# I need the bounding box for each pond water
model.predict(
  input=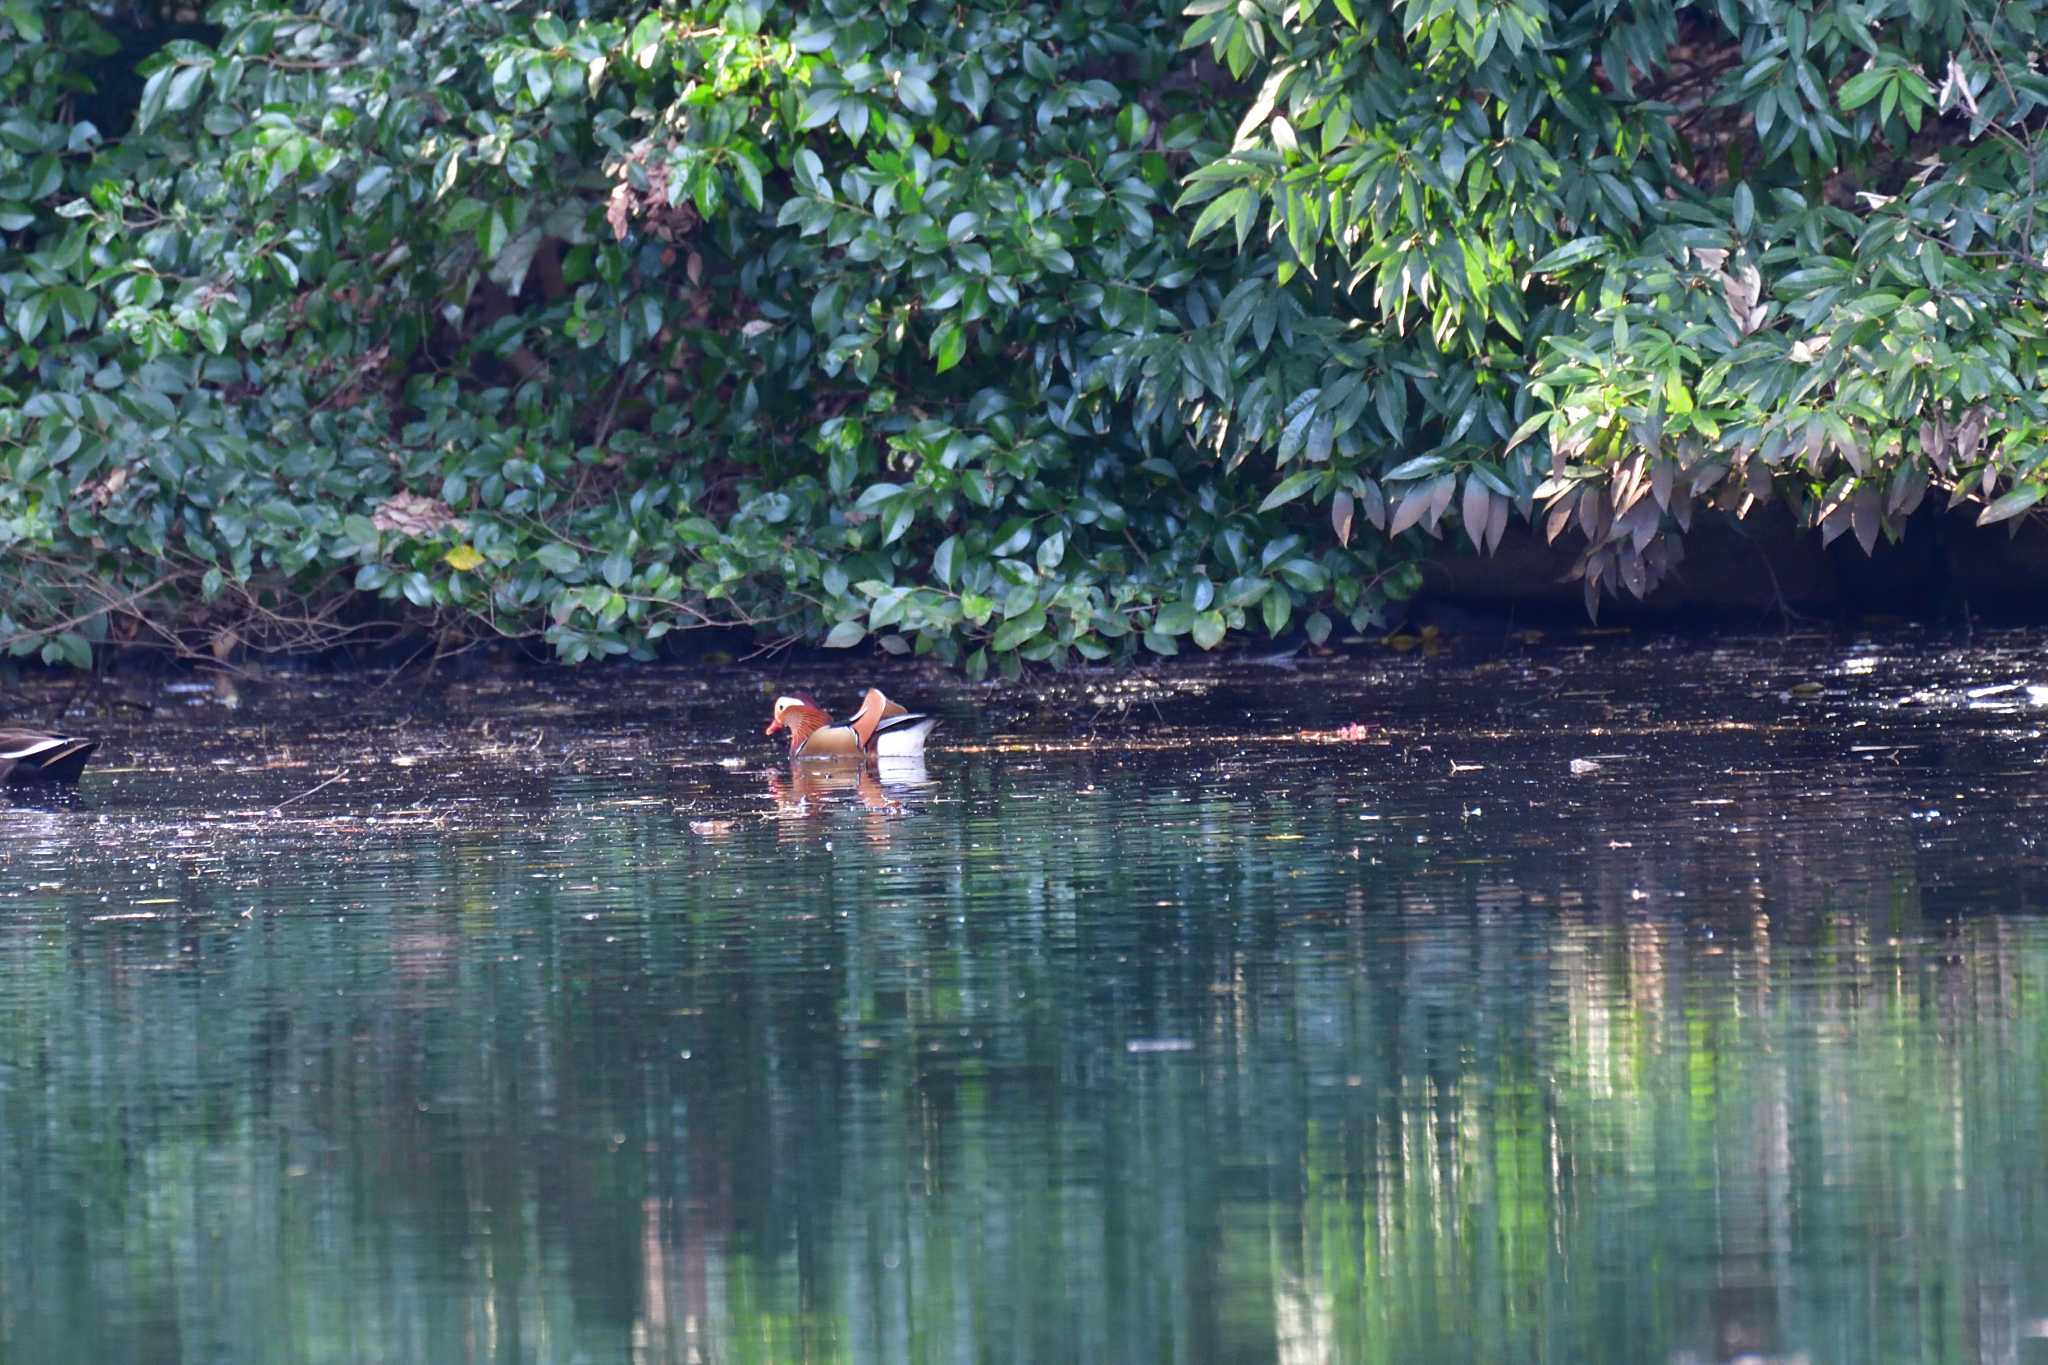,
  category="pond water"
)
[6,633,2048,1363]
